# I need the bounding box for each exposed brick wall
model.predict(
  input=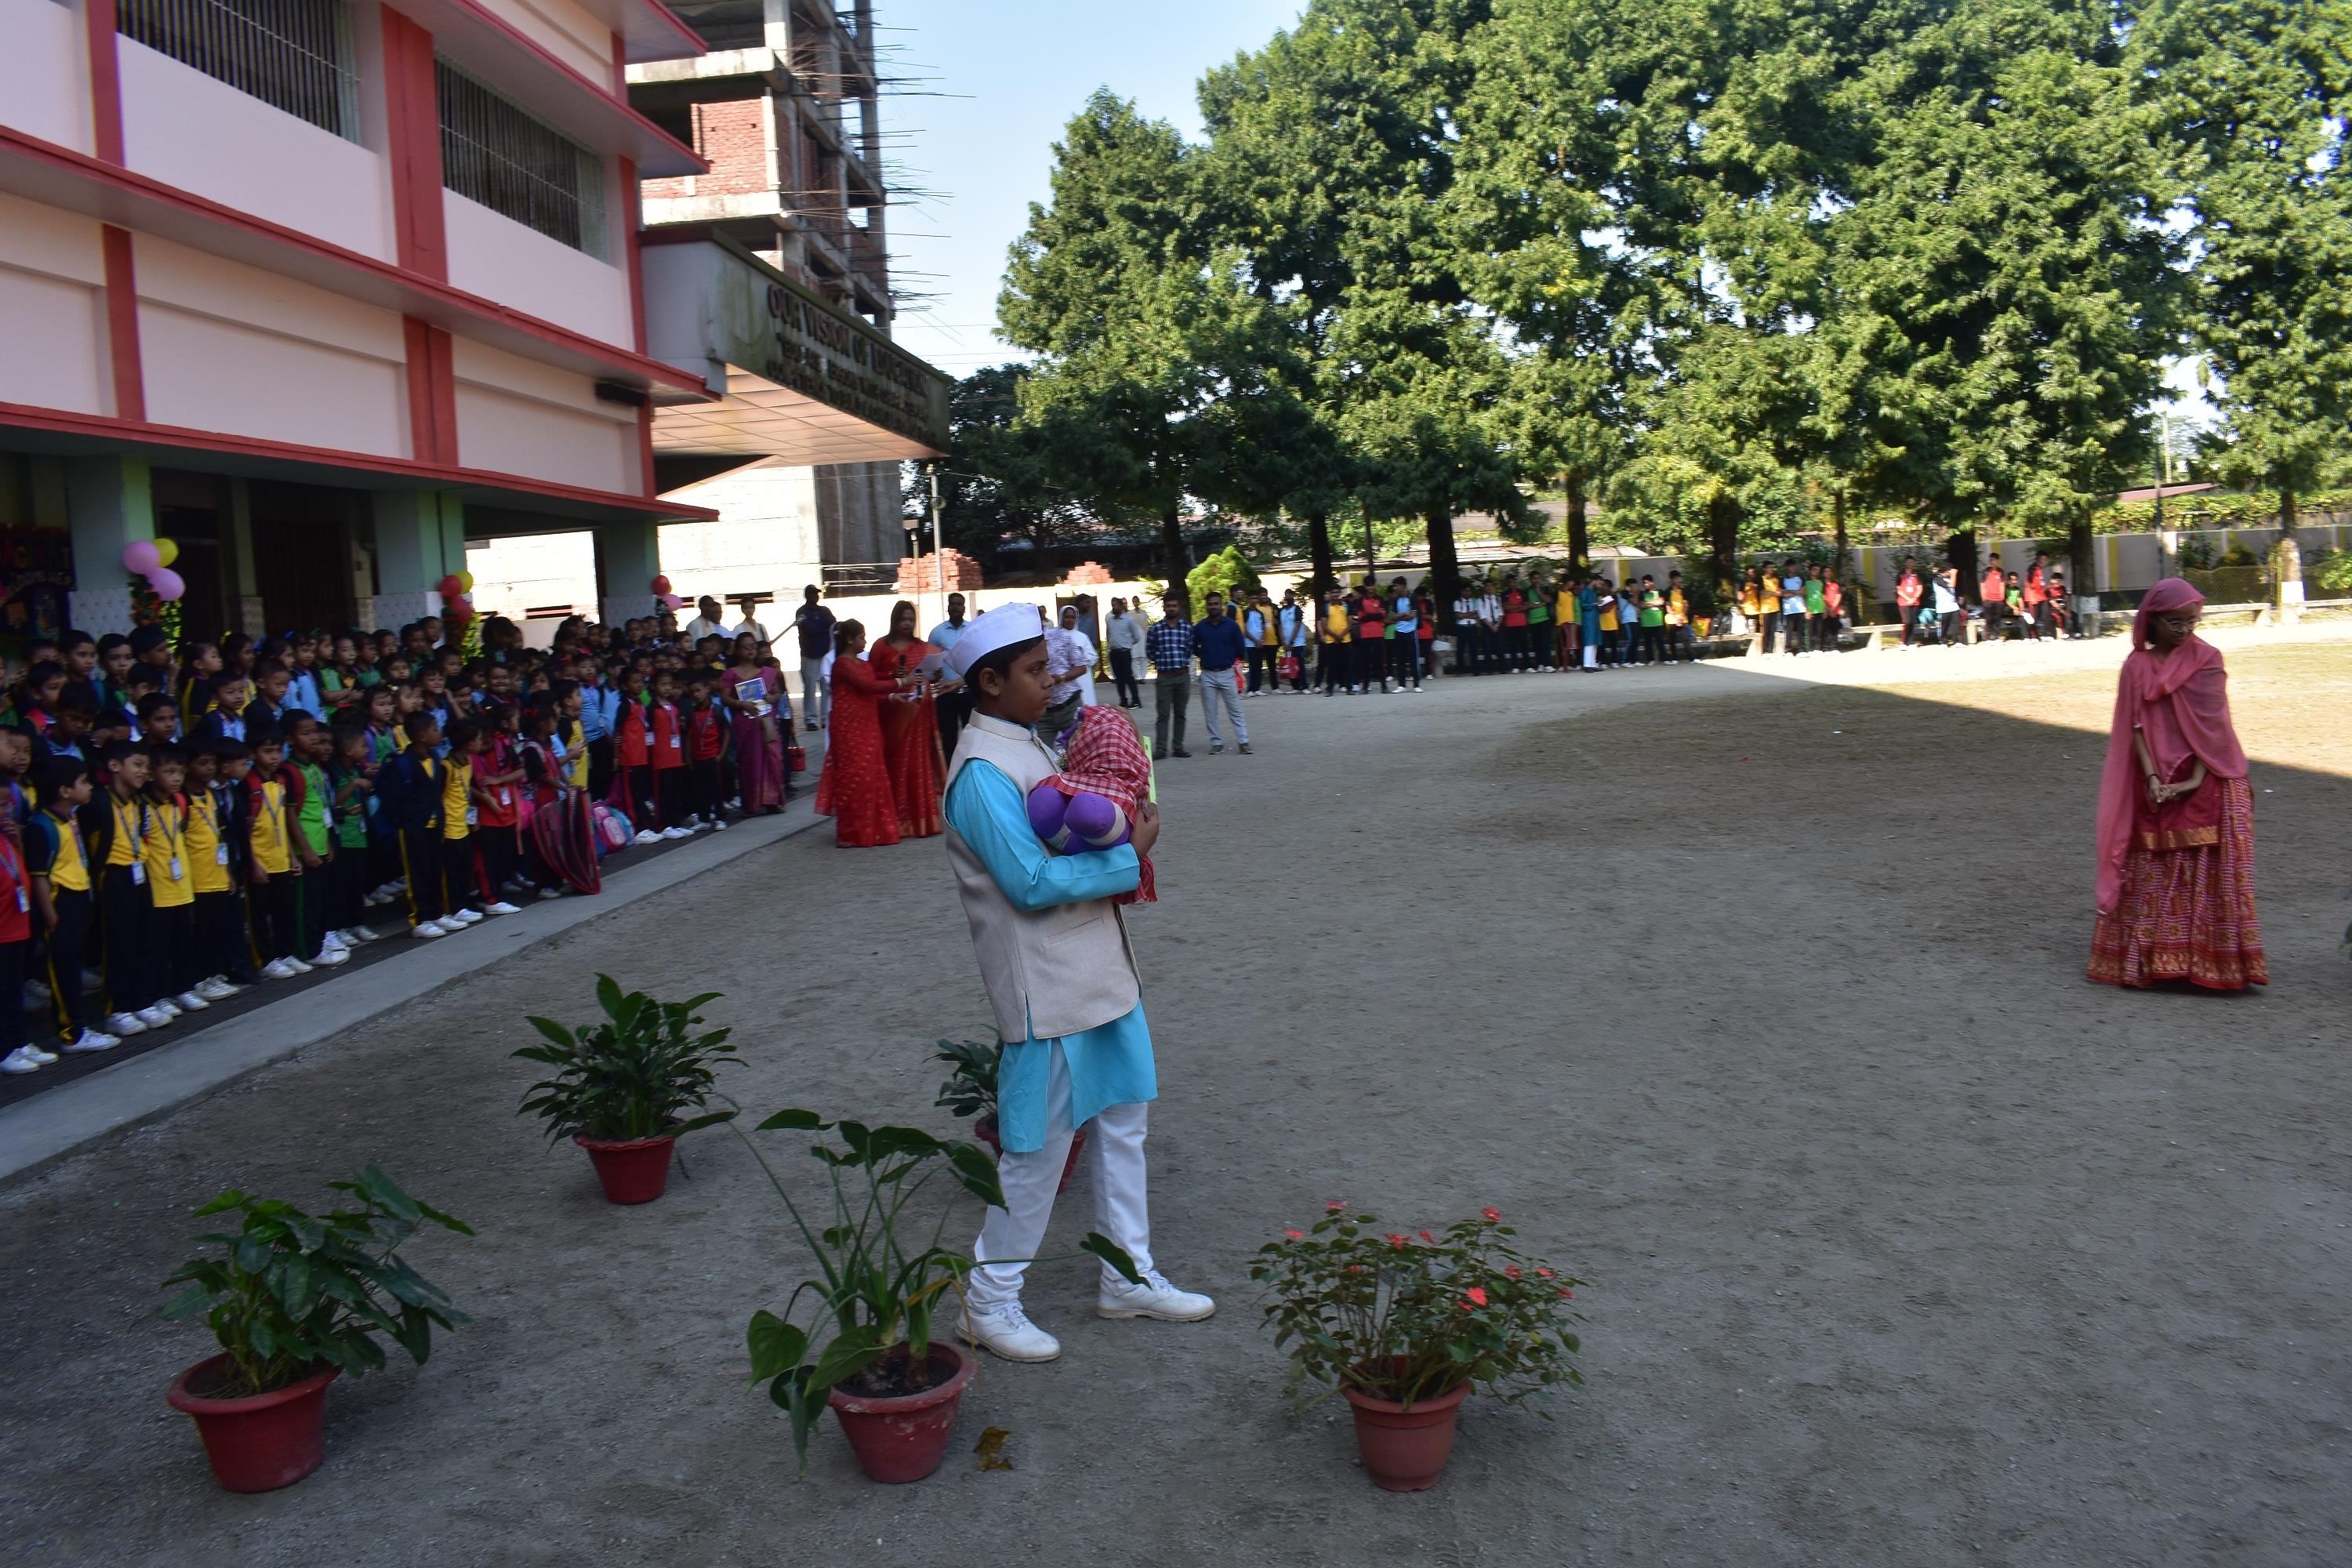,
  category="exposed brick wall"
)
[641,96,771,200]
